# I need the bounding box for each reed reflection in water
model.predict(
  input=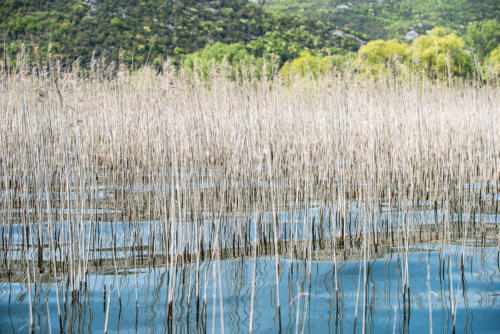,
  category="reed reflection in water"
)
[1,64,499,333]
[1,244,499,333]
